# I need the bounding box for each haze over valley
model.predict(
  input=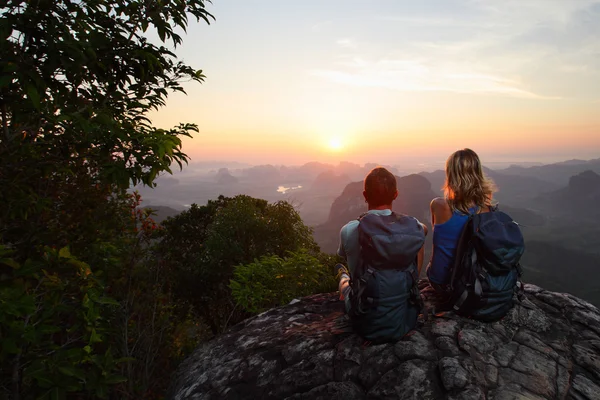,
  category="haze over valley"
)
[137,155,600,306]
